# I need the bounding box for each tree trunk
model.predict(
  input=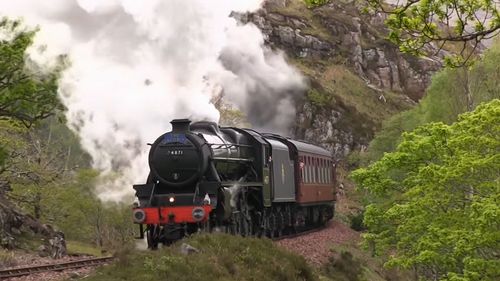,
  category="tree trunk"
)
[34,189,41,220]
[462,68,473,112]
